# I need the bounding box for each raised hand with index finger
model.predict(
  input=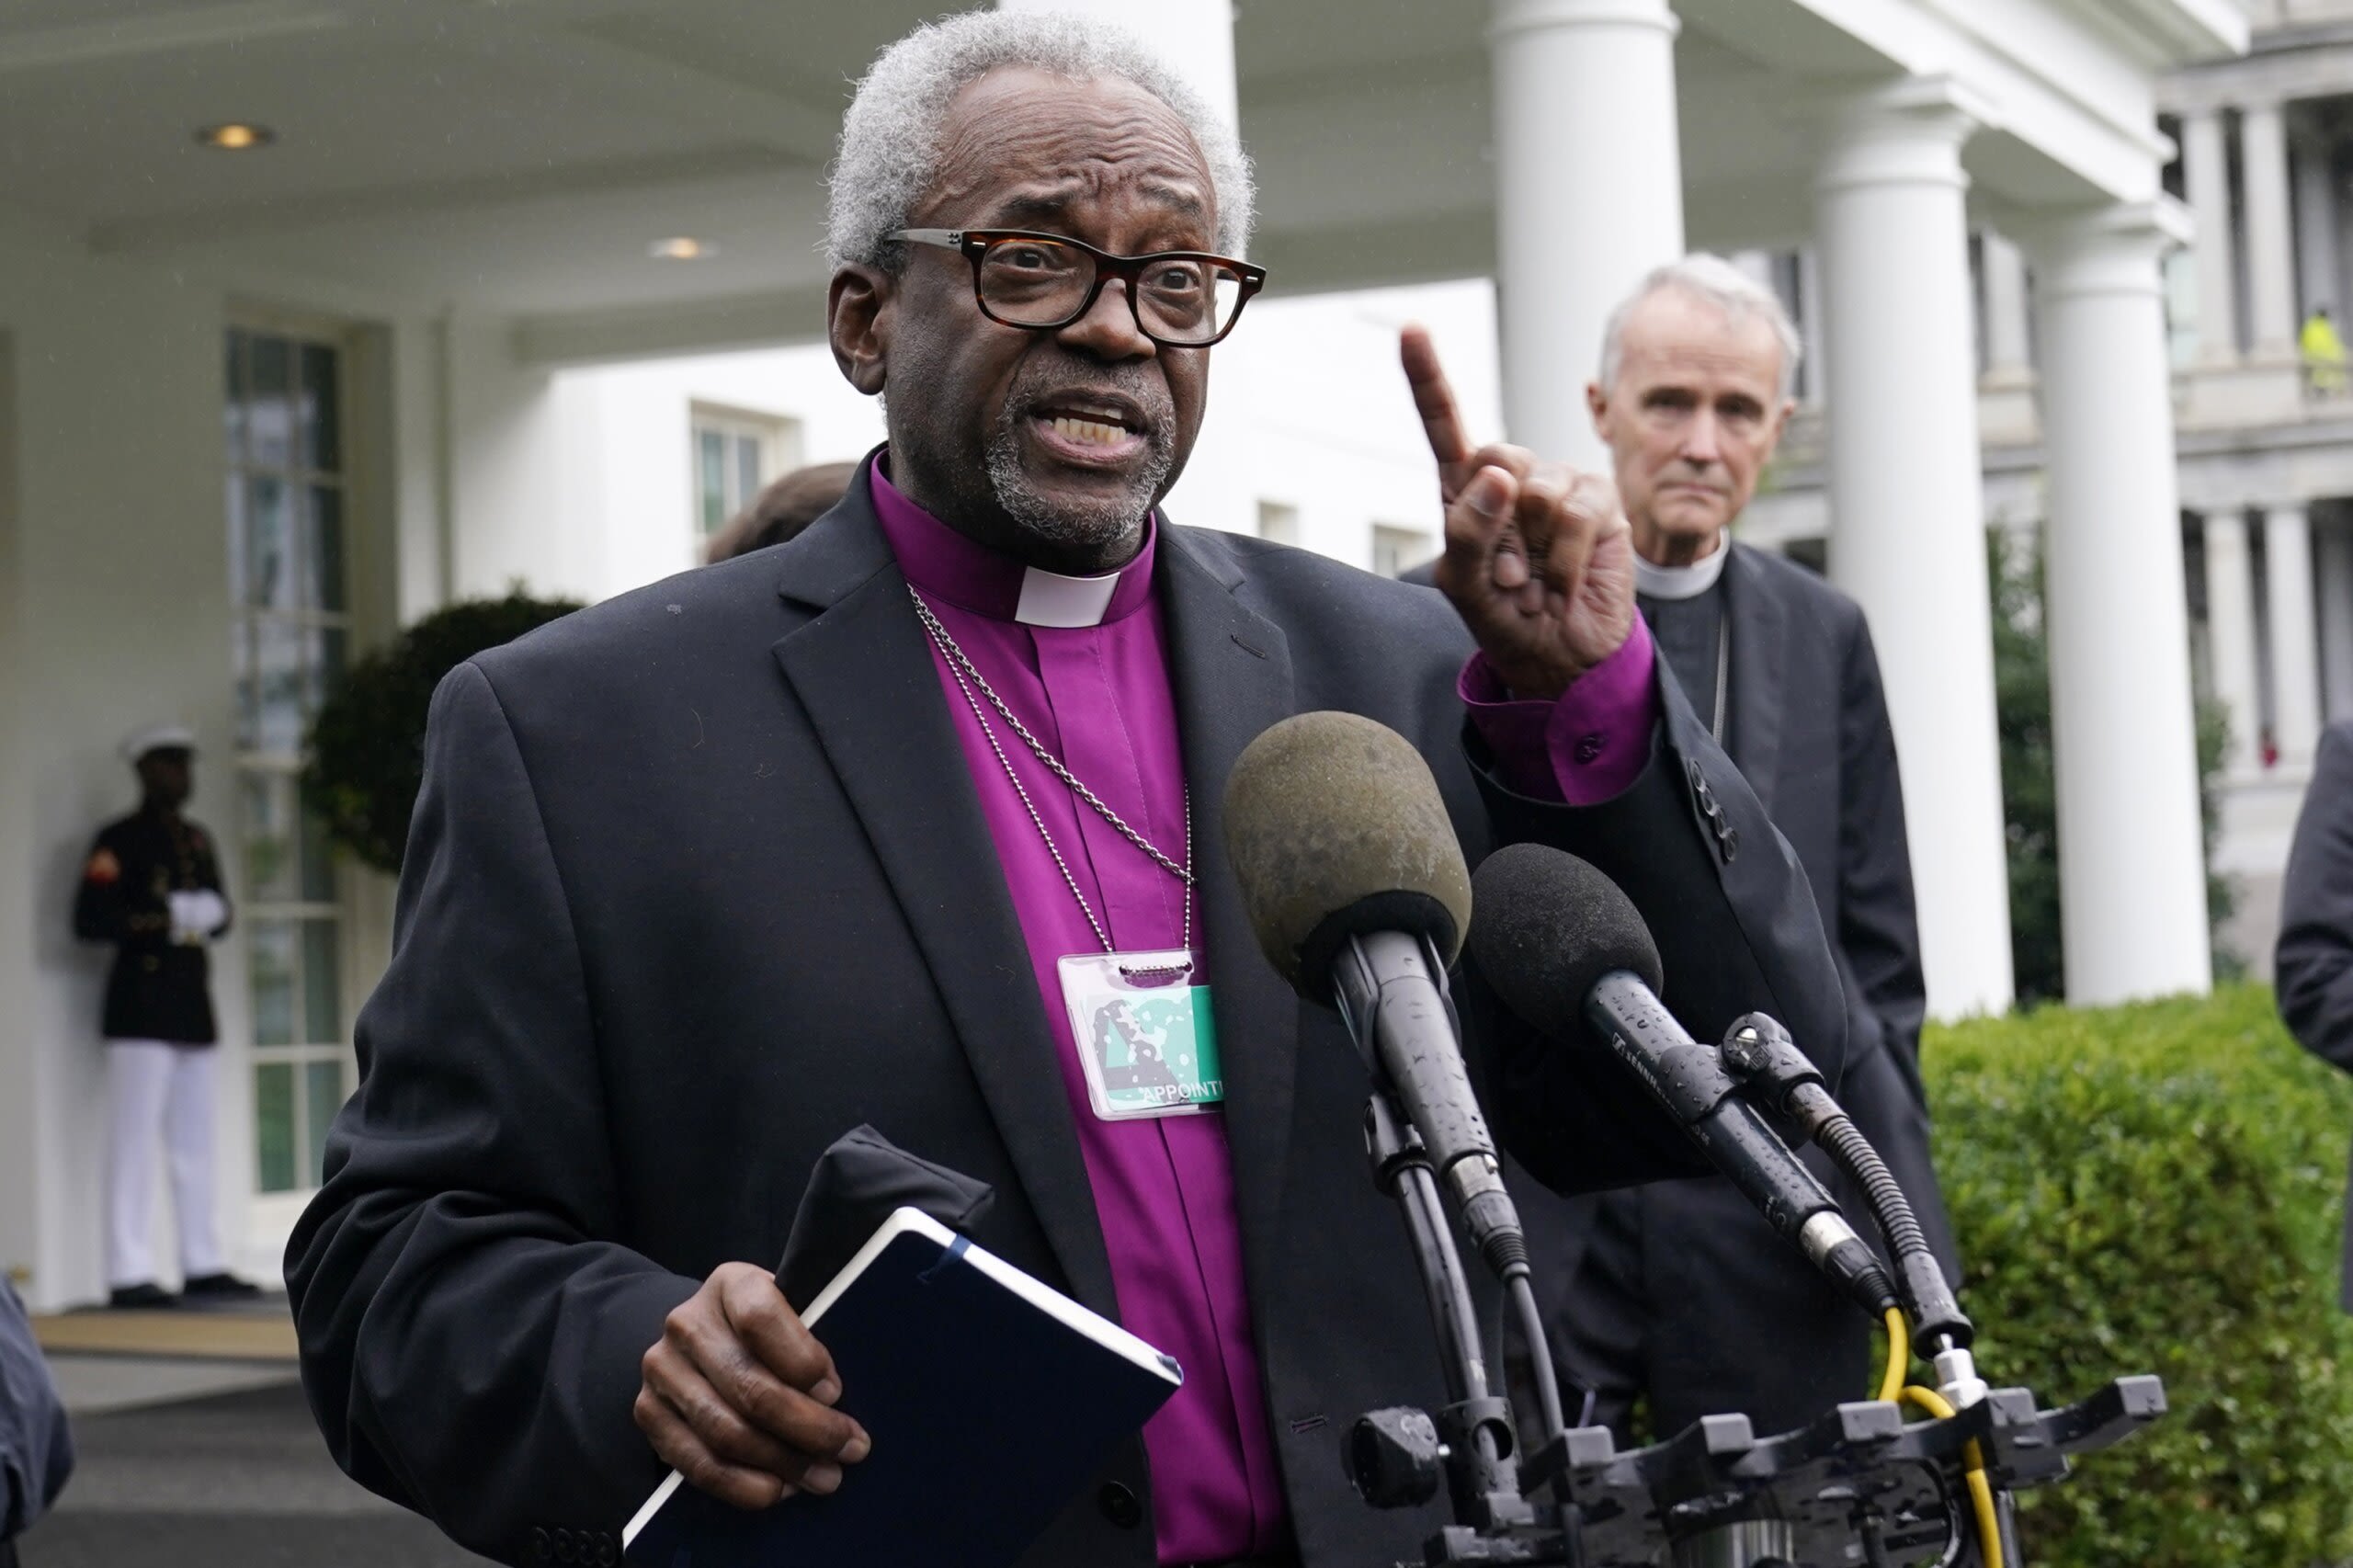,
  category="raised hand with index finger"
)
[1401,324,1636,701]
